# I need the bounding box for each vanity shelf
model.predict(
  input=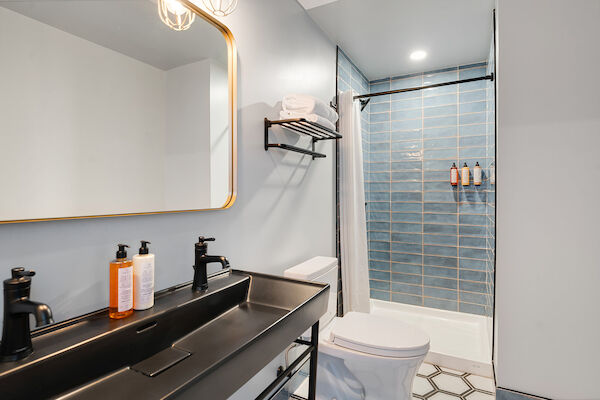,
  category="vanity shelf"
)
[264,118,342,159]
